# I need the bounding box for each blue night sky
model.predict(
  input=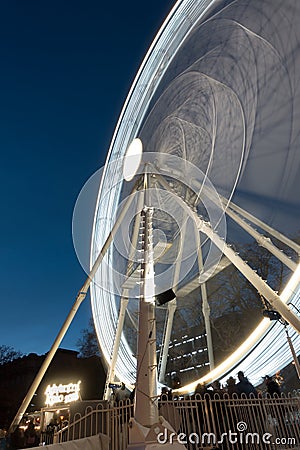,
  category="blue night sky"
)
[0,0,175,356]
